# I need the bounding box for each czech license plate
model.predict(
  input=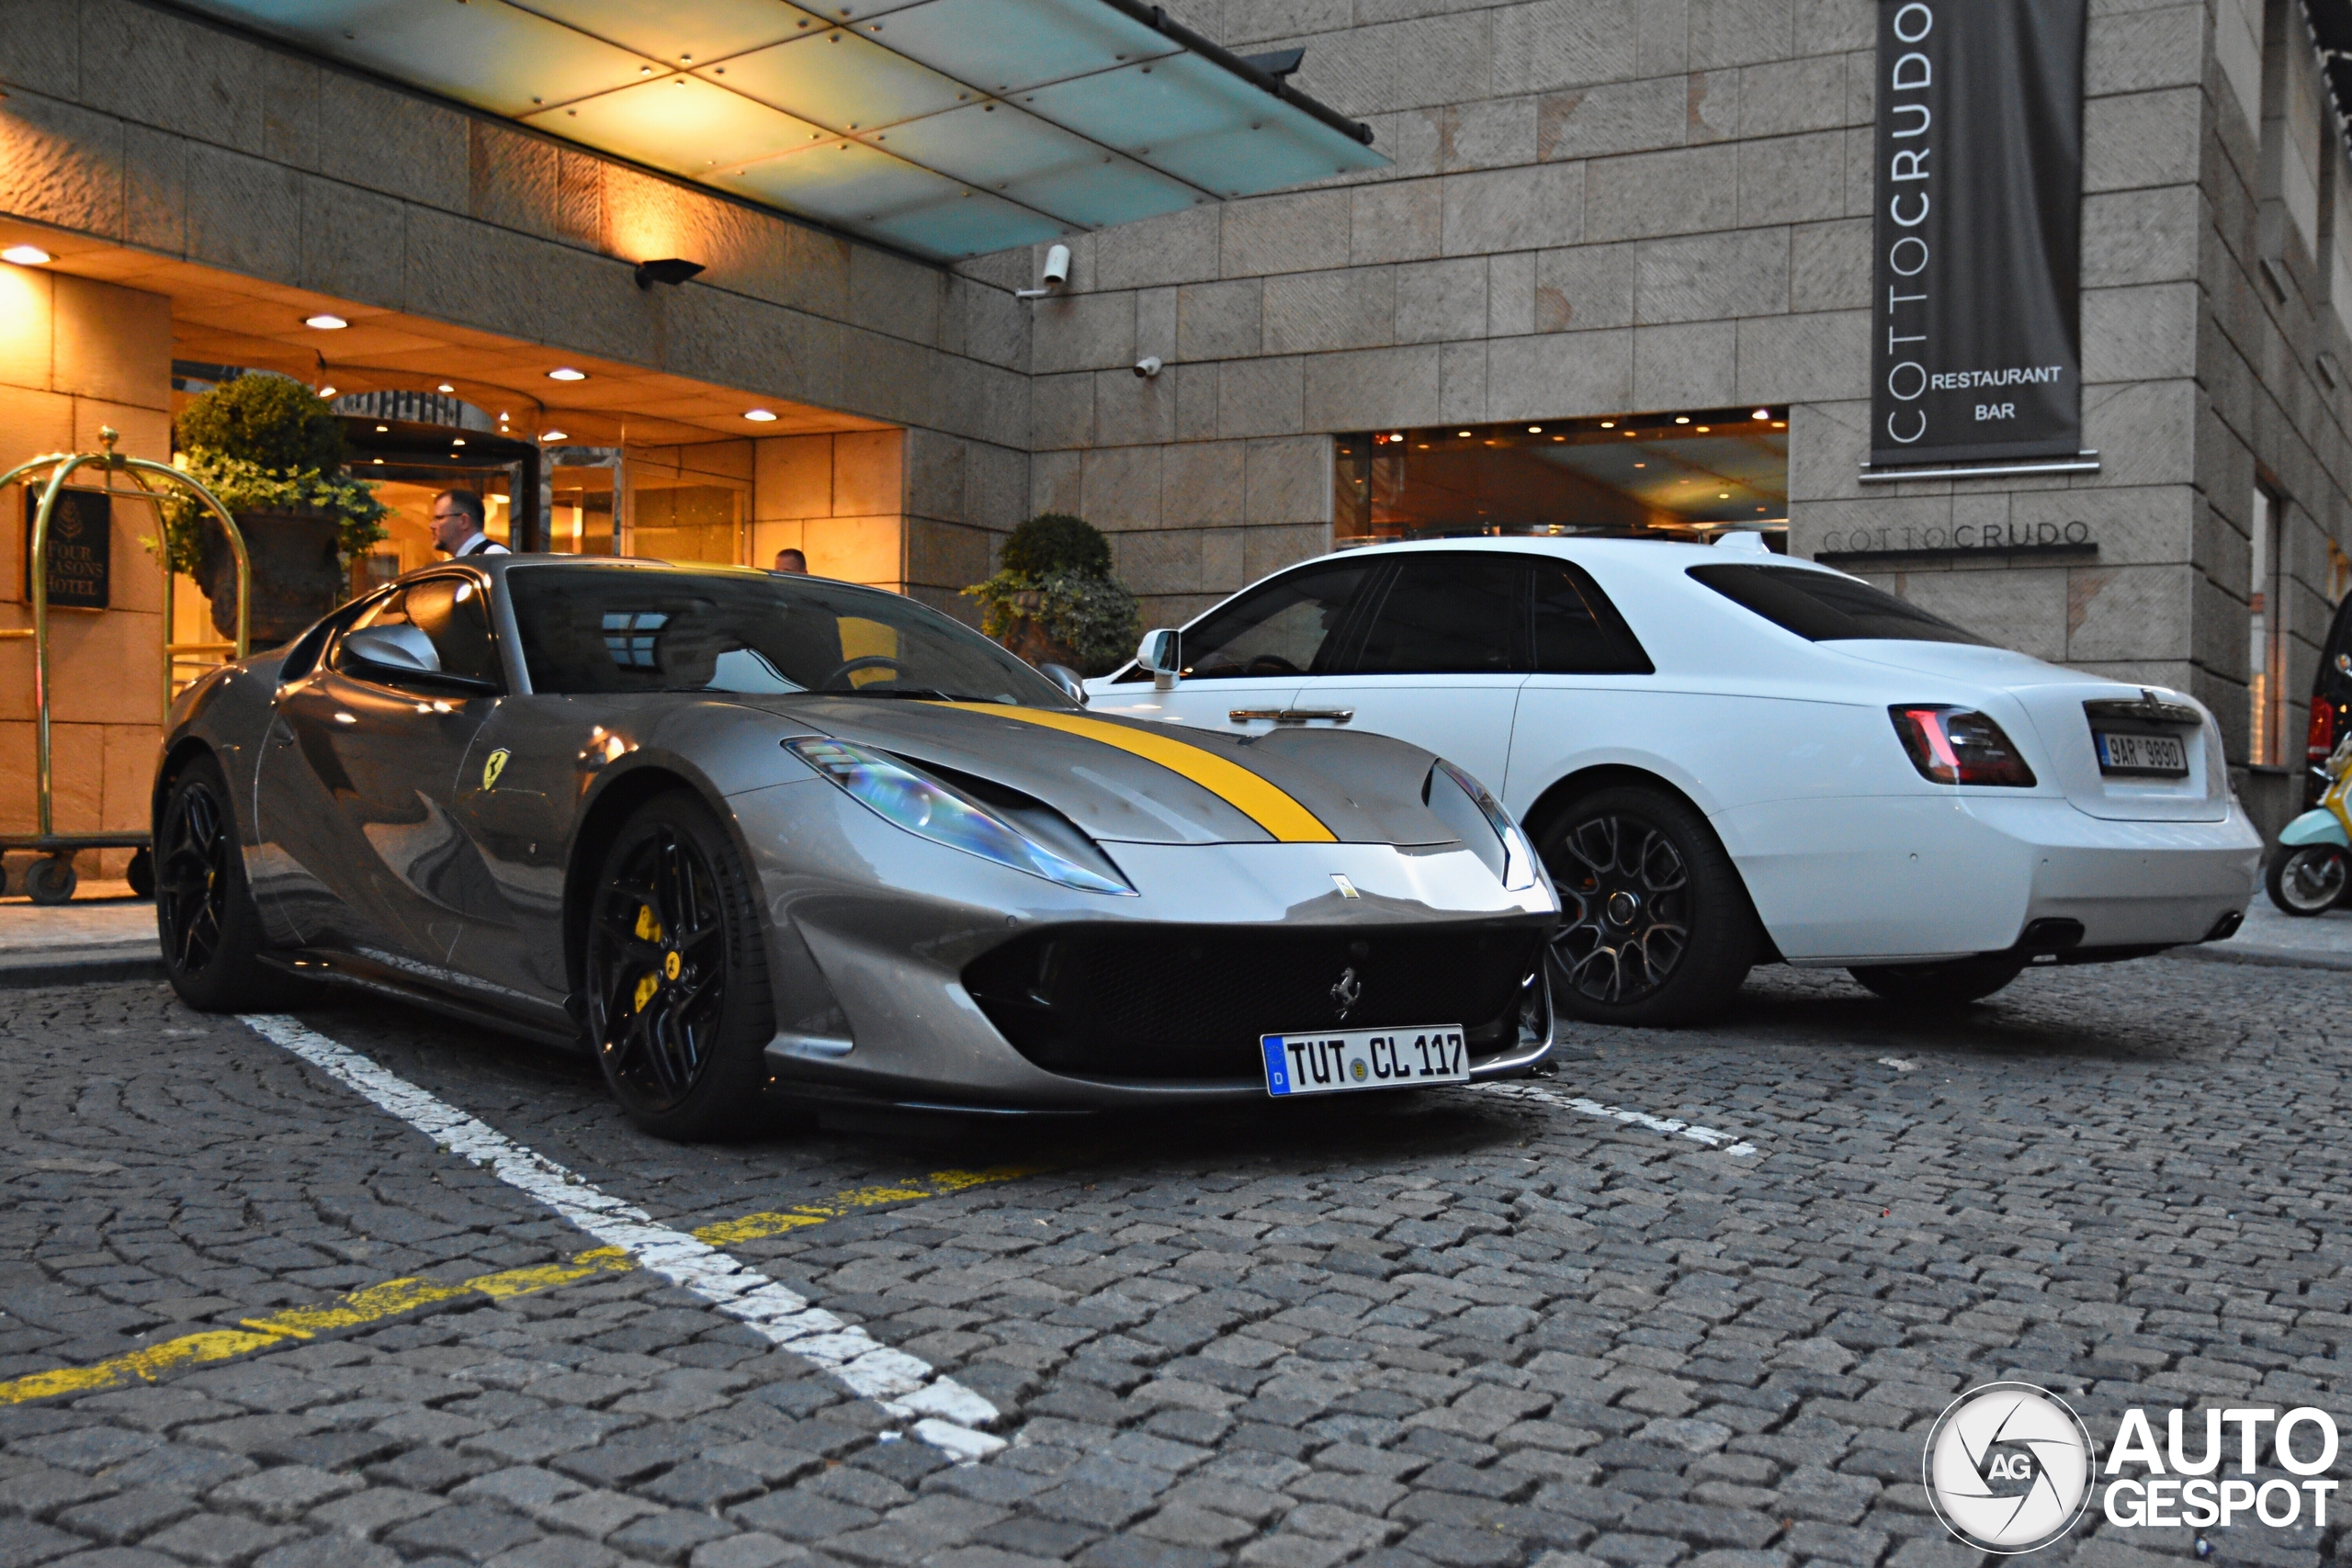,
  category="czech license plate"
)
[2094,730,2188,776]
[1261,1025,1467,1097]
